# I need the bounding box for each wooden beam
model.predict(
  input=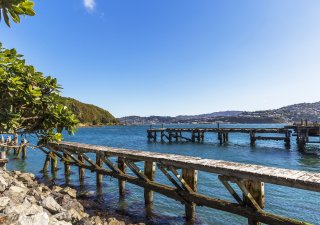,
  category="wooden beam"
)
[125,159,150,182]
[218,175,243,205]
[168,166,194,193]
